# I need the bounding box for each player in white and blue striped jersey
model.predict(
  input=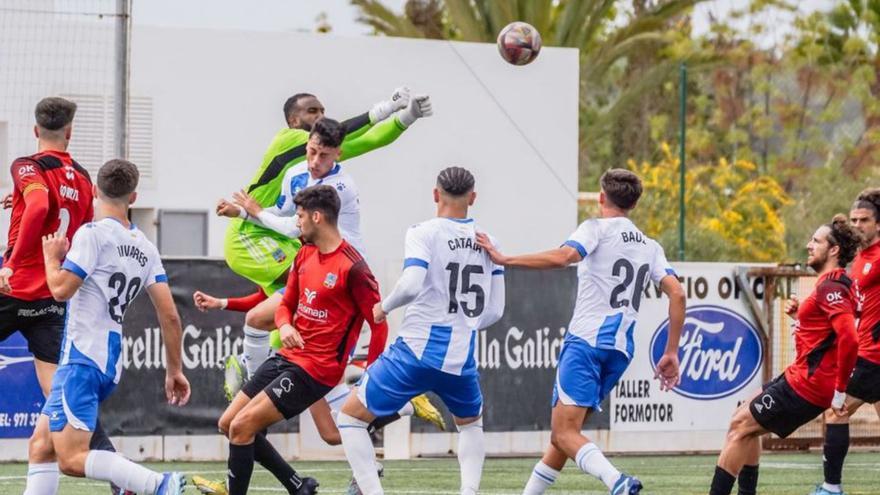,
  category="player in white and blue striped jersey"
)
[478,169,686,495]
[24,160,191,495]
[338,167,505,495]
